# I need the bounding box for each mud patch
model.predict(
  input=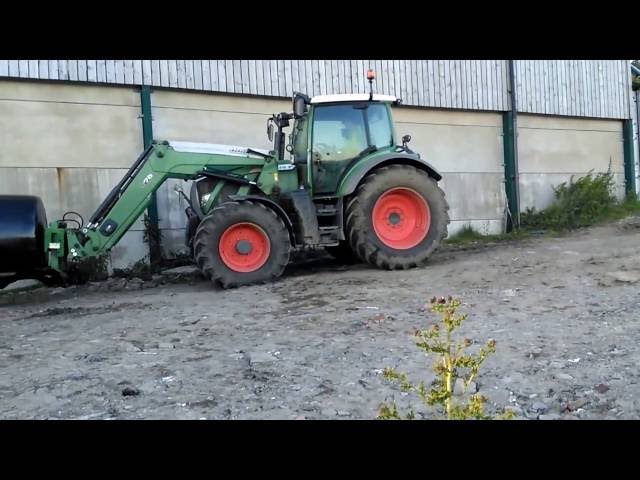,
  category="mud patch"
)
[24,302,148,320]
